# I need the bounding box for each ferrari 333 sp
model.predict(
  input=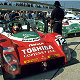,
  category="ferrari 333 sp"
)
[0,20,71,79]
